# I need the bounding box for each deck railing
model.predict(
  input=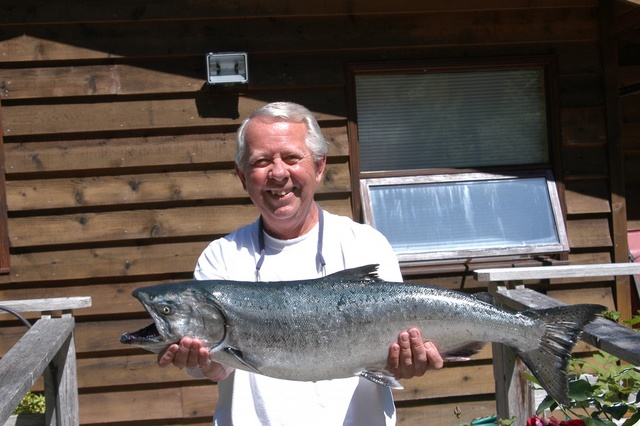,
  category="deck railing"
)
[0,297,92,426]
[474,263,640,422]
